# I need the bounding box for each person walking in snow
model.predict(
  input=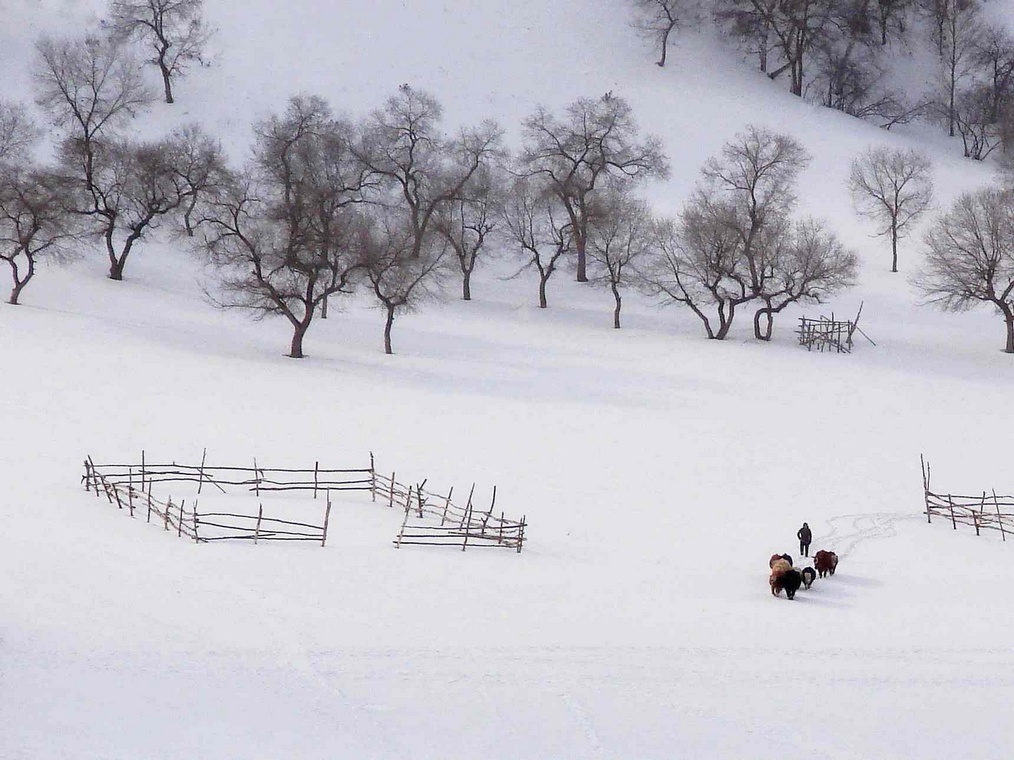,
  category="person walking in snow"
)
[797,522,812,557]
